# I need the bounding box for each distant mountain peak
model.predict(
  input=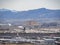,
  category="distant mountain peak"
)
[39,8,46,10]
[0,8,60,23]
